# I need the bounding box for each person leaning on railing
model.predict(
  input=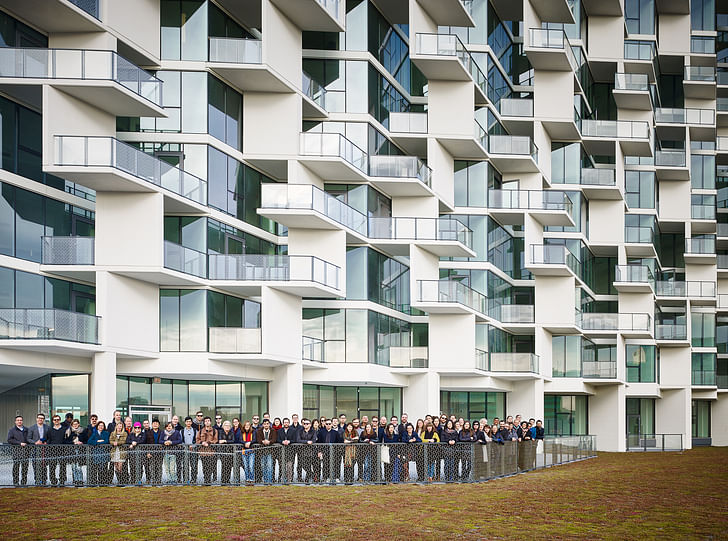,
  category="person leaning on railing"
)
[86,420,109,485]
[161,421,182,484]
[127,422,146,485]
[196,416,218,485]
[217,420,236,485]
[67,418,86,486]
[47,415,70,486]
[420,421,440,482]
[108,422,128,485]
[144,419,164,485]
